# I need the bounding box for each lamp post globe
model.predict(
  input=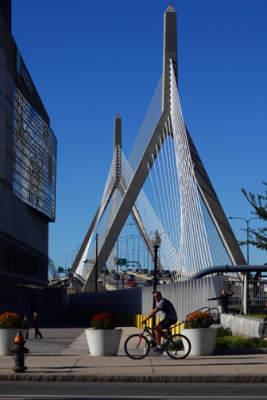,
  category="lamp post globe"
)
[152,230,161,249]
